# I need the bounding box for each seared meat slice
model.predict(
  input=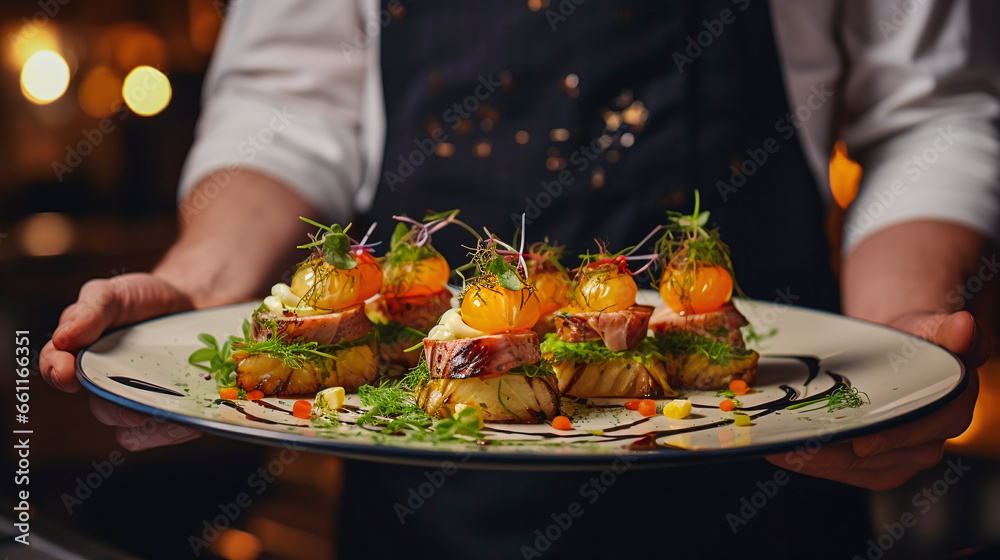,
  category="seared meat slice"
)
[553,358,676,399]
[365,289,452,332]
[650,303,748,349]
[366,290,453,371]
[416,375,560,423]
[252,303,372,345]
[233,337,379,395]
[554,305,654,352]
[667,350,759,391]
[424,332,541,380]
